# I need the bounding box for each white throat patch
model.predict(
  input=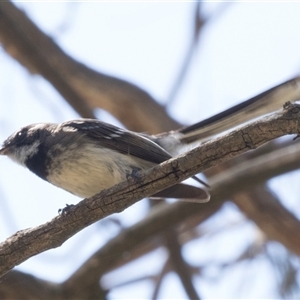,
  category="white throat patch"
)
[9,140,40,167]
